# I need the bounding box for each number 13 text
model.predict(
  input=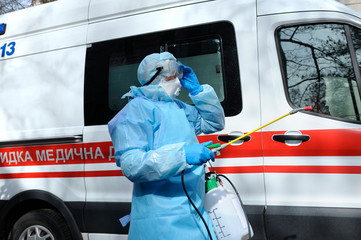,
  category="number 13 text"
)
[0,42,16,58]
